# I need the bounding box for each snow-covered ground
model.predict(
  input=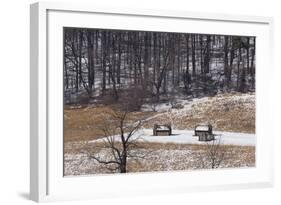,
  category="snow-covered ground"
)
[91,129,255,146]
[65,129,255,176]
